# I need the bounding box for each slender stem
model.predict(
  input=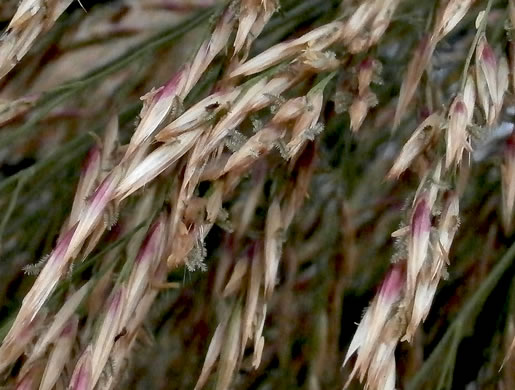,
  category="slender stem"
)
[0,8,215,146]
[407,241,515,389]
[0,172,28,255]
